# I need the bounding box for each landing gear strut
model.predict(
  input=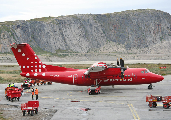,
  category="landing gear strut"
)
[87,79,101,95]
[87,85,101,95]
[148,83,153,89]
